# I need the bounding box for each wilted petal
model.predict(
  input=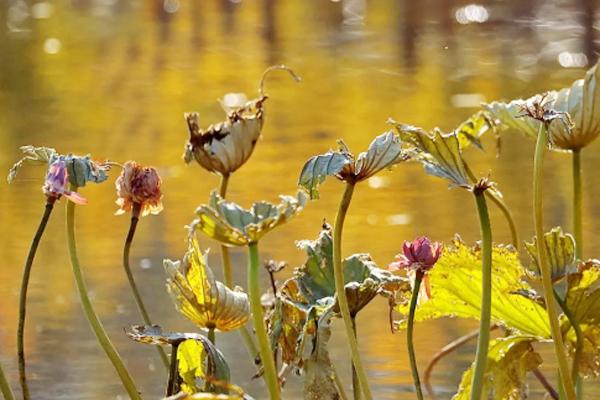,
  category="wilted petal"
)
[115,161,163,216]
